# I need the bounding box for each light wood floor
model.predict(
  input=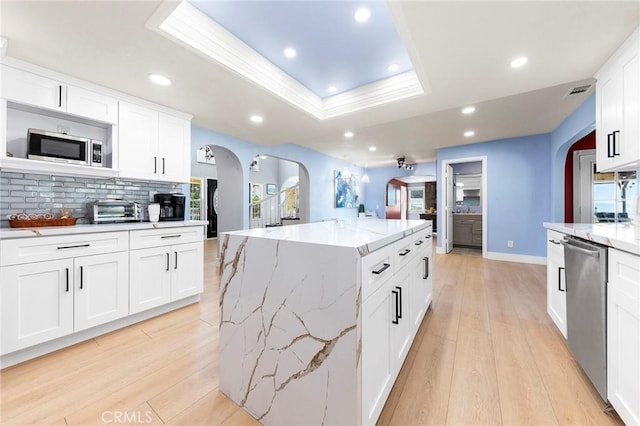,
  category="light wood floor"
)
[1,239,622,425]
